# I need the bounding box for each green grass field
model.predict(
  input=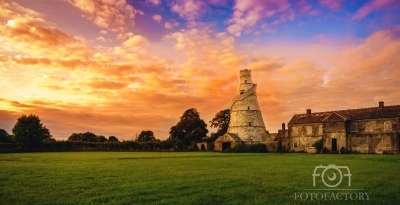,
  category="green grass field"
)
[0,152,399,205]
